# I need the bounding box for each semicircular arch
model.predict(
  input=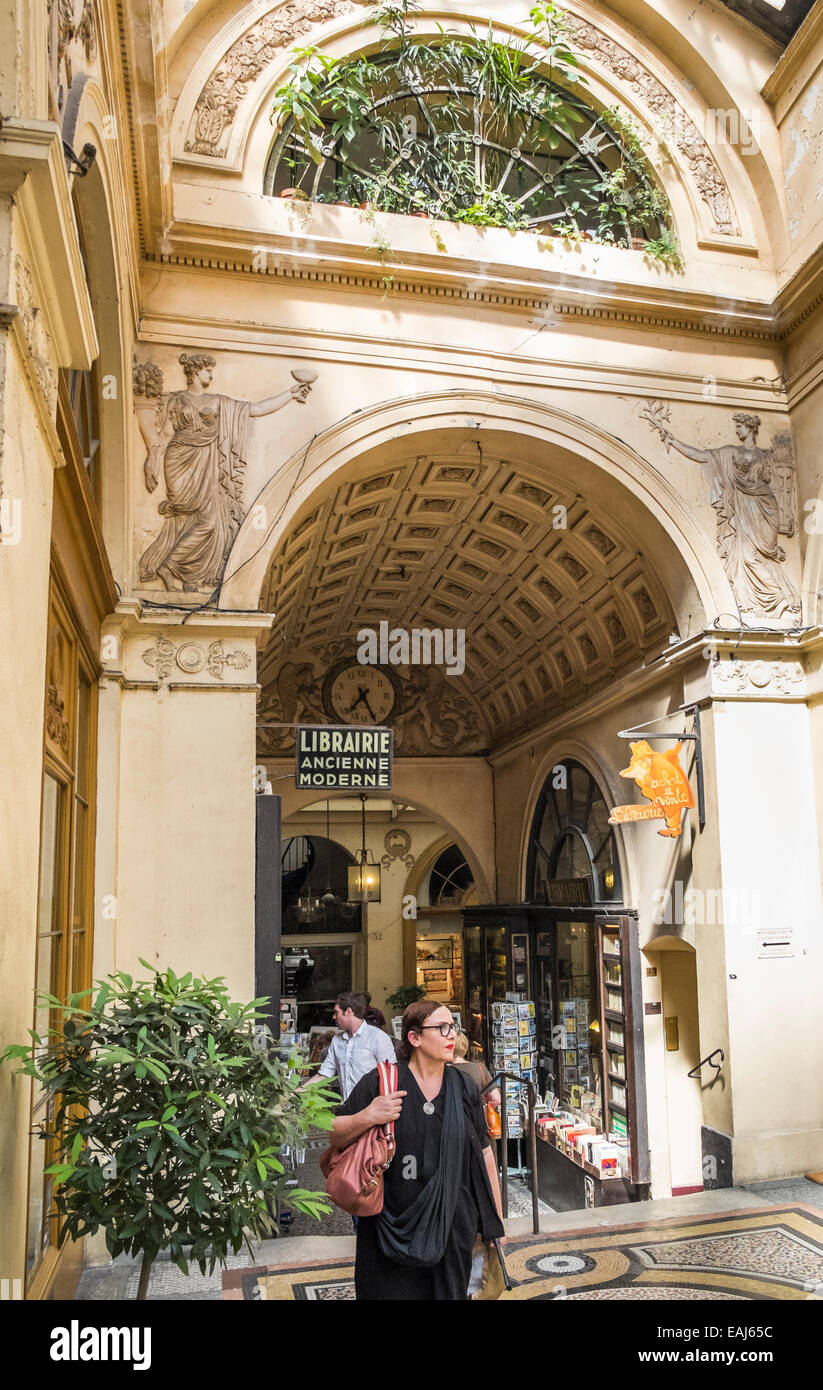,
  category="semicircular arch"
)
[222,387,731,629]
